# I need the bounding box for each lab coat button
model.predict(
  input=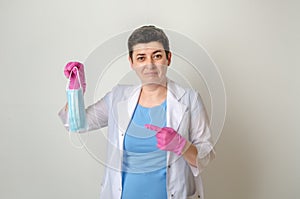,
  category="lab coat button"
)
[198,195,201,198]
[171,193,174,197]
